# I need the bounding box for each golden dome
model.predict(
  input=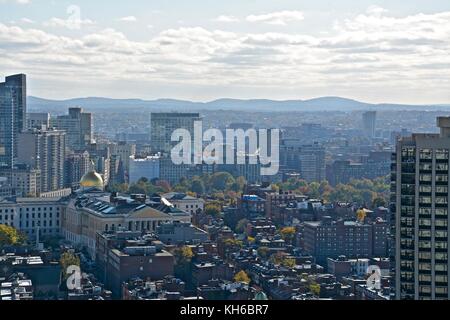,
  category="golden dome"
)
[80,170,104,189]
